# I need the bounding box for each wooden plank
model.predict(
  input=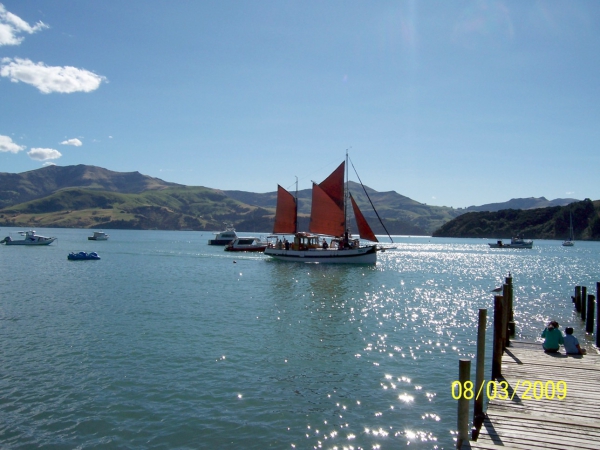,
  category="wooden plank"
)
[469,341,600,449]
